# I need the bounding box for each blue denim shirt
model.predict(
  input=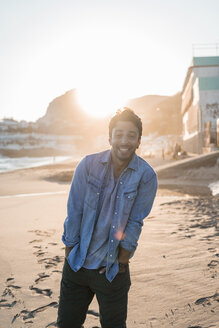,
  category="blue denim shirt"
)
[83,159,118,269]
[62,149,157,282]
